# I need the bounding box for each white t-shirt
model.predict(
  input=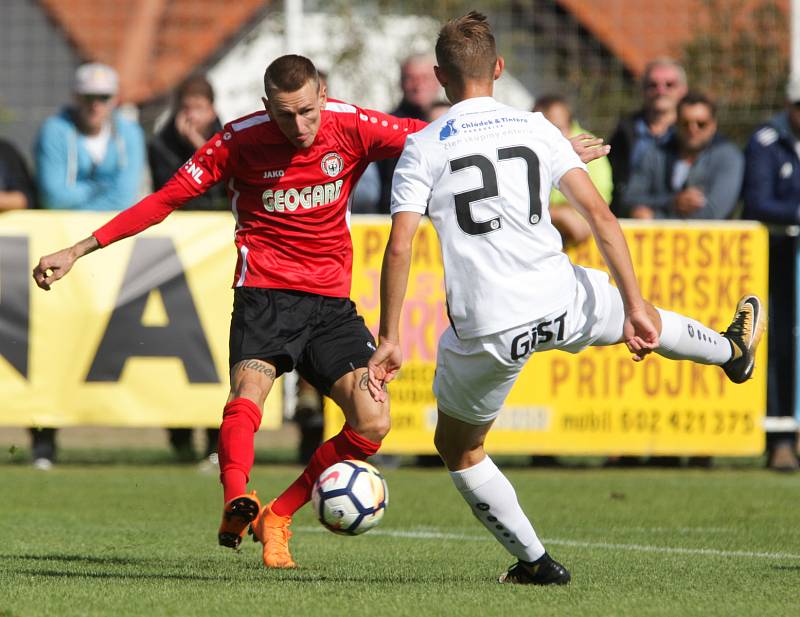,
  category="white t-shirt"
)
[81,123,112,165]
[391,96,586,338]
